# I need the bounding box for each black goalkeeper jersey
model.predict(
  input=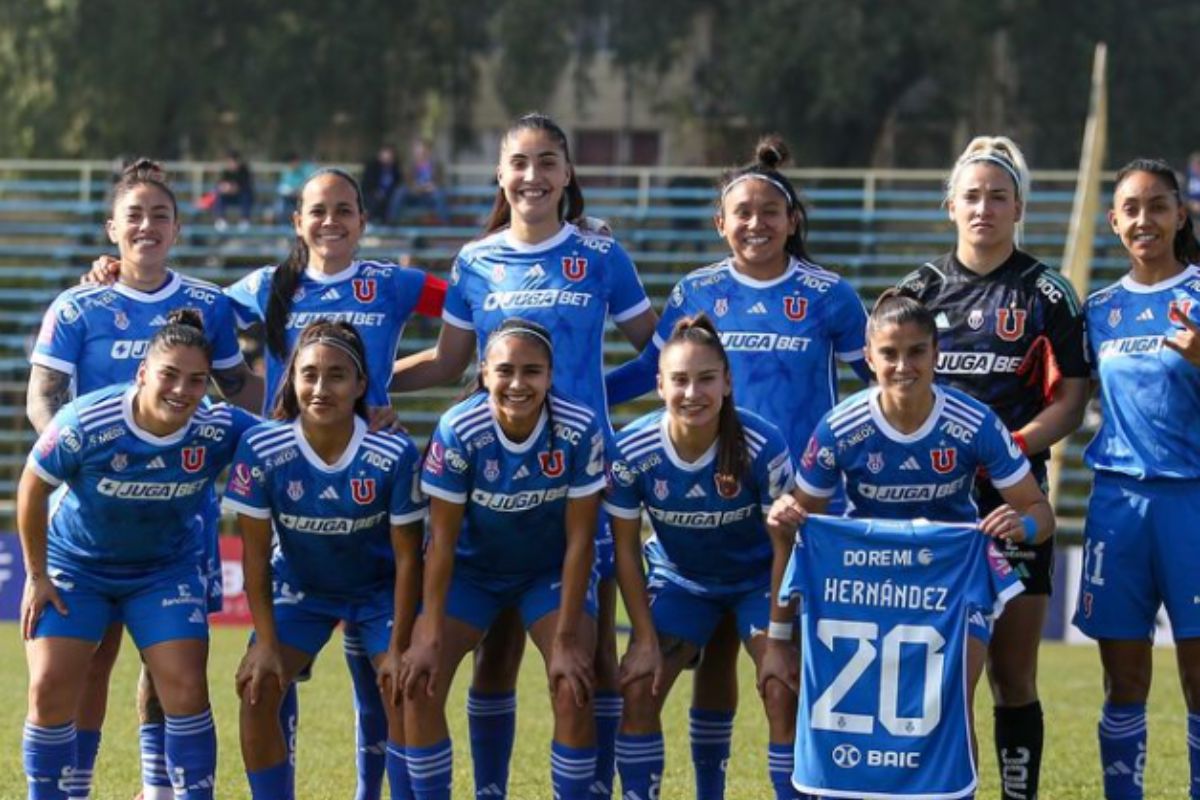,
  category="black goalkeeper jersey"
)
[897,250,1088,451]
